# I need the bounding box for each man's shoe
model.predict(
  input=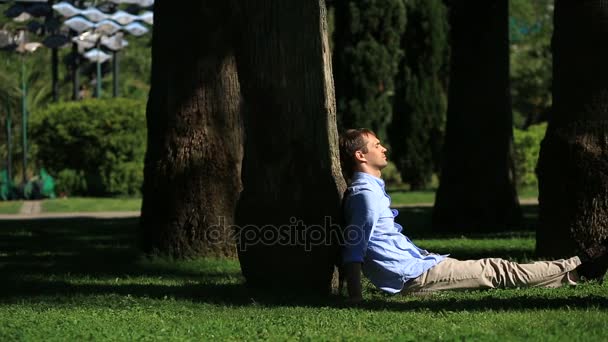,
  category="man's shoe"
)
[576,243,608,283]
